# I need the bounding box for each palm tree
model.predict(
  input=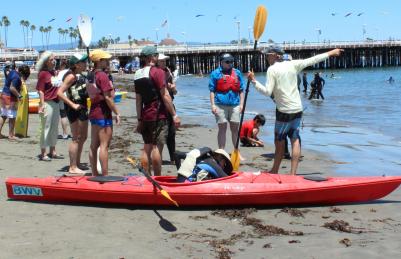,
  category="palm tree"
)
[24,20,30,49]
[45,26,52,49]
[29,25,36,50]
[39,26,45,49]
[20,20,26,48]
[2,16,11,47]
[57,28,63,45]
